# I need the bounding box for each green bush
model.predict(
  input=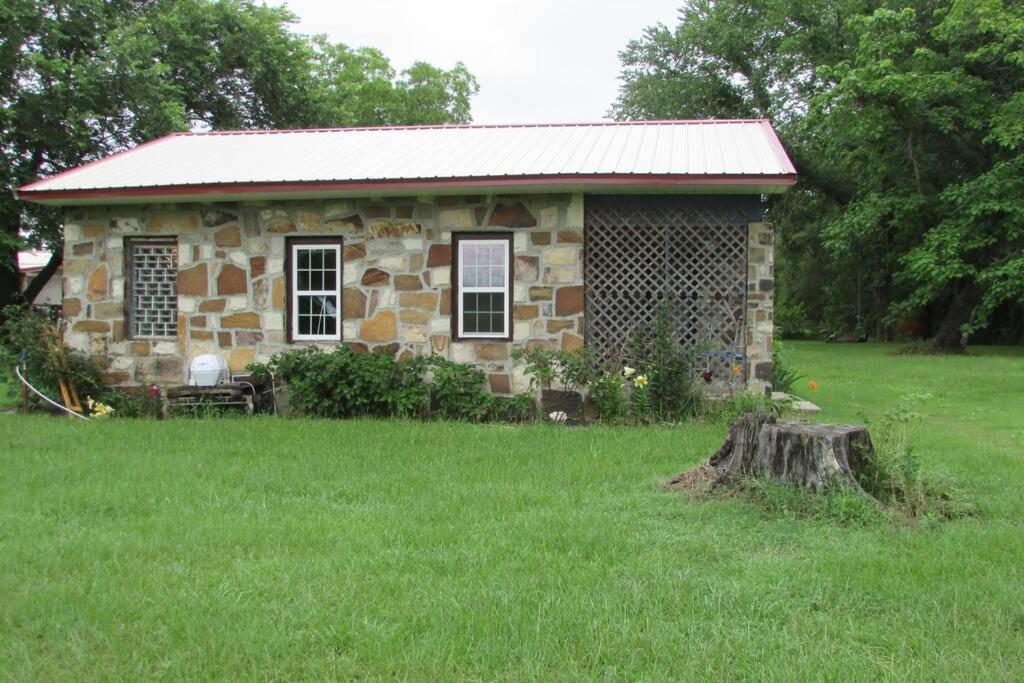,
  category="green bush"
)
[427,357,493,422]
[771,340,804,394]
